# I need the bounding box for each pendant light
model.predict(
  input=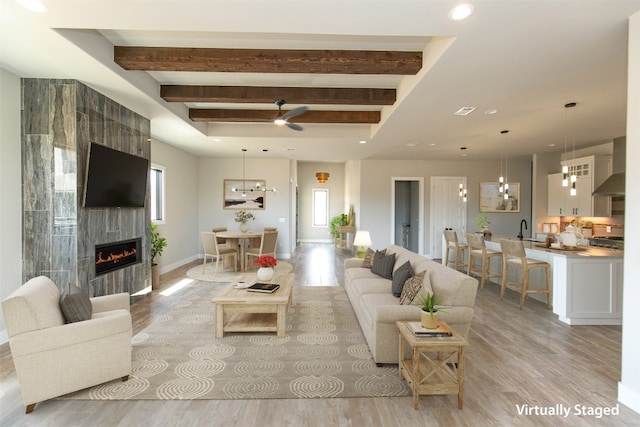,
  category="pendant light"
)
[562,102,577,191]
[231,149,277,196]
[501,130,510,200]
[498,130,507,193]
[566,102,578,196]
[458,147,467,202]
